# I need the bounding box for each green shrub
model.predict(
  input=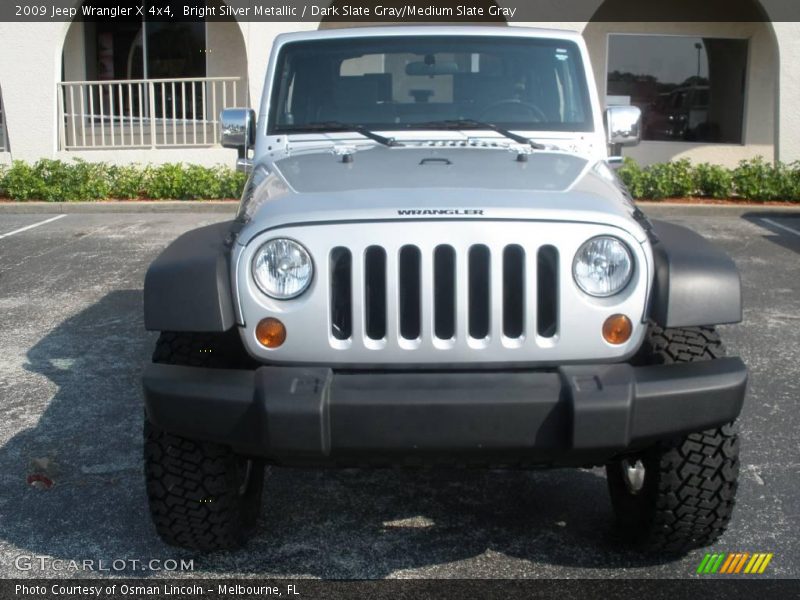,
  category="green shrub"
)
[2,161,42,200]
[616,157,800,202]
[616,158,695,200]
[141,163,188,199]
[647,159,696,199]
[108,165,145,199]
[731,158,800,202]
[786,162,800,202]
[733,158,777,201]
[0,159,246,201]
[694,163,734,199]
[137,163,247,200]
[616,158,646,198]
[217,166,248,199]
